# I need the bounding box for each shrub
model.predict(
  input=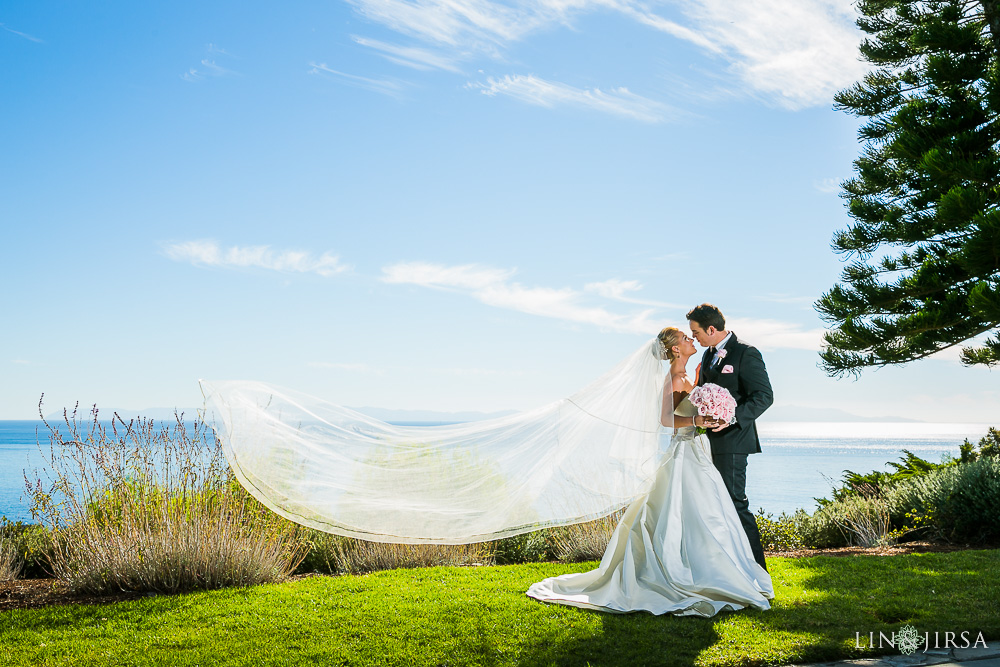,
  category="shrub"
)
[0,519,51,579]
[794,506,849,548]
[887,456,1000,544]
[547,511,623,563]
[822,450,953,506]
[490,529,553,565]
[298,531,491,575]
[26,403,307,595]
[755,509,803,551]
[795,456,1000,548]
[959,427,1000,463]
[836,495,894,548]
[795,495,902,549]
[0,528,21,581]
[484,512,627,565]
